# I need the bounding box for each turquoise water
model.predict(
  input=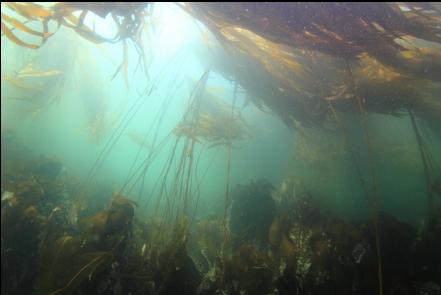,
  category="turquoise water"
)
[1,3,441,295]
[3,7,438,225]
